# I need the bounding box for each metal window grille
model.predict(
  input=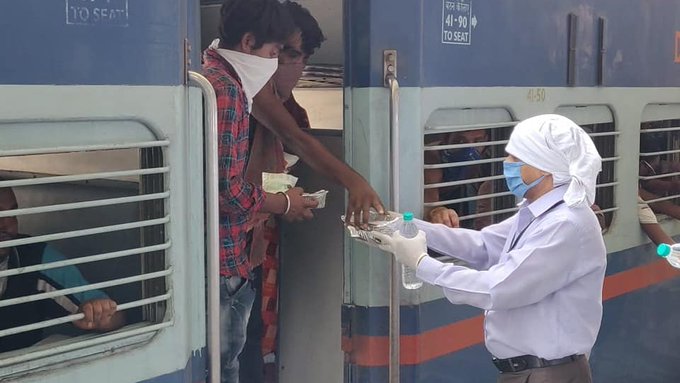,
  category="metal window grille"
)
[0,138,172,372]
[423,113,619,231]
[423,118,518,230]
[582,122,619,229]
[639,118,680,207]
